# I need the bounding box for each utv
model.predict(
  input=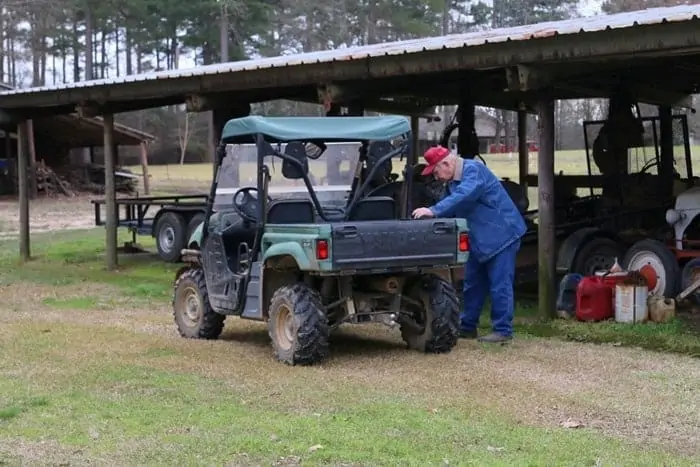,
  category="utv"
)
[172,115,469,365]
